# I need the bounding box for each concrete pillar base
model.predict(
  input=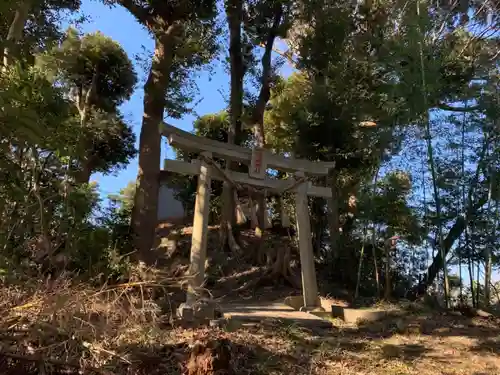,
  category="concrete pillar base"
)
[177,302,222,322]
[177,303,194,321]
[299,306,325,313]
[284,295,322,311]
